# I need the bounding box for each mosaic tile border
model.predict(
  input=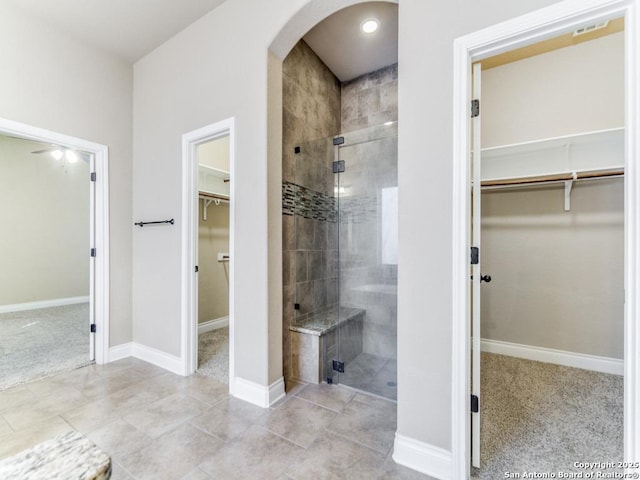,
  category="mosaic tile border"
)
[282,181,337,222]
[282,181,381,225]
